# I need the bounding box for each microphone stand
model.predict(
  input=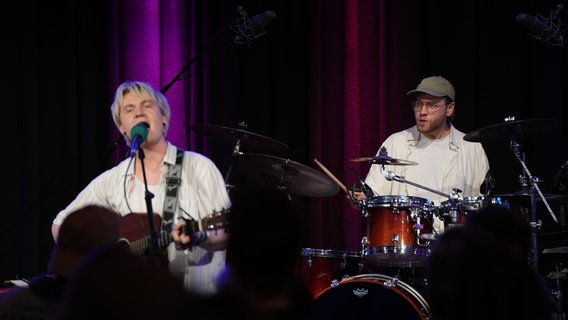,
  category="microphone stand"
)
[160,7,246,94]
[137,148,162,267]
